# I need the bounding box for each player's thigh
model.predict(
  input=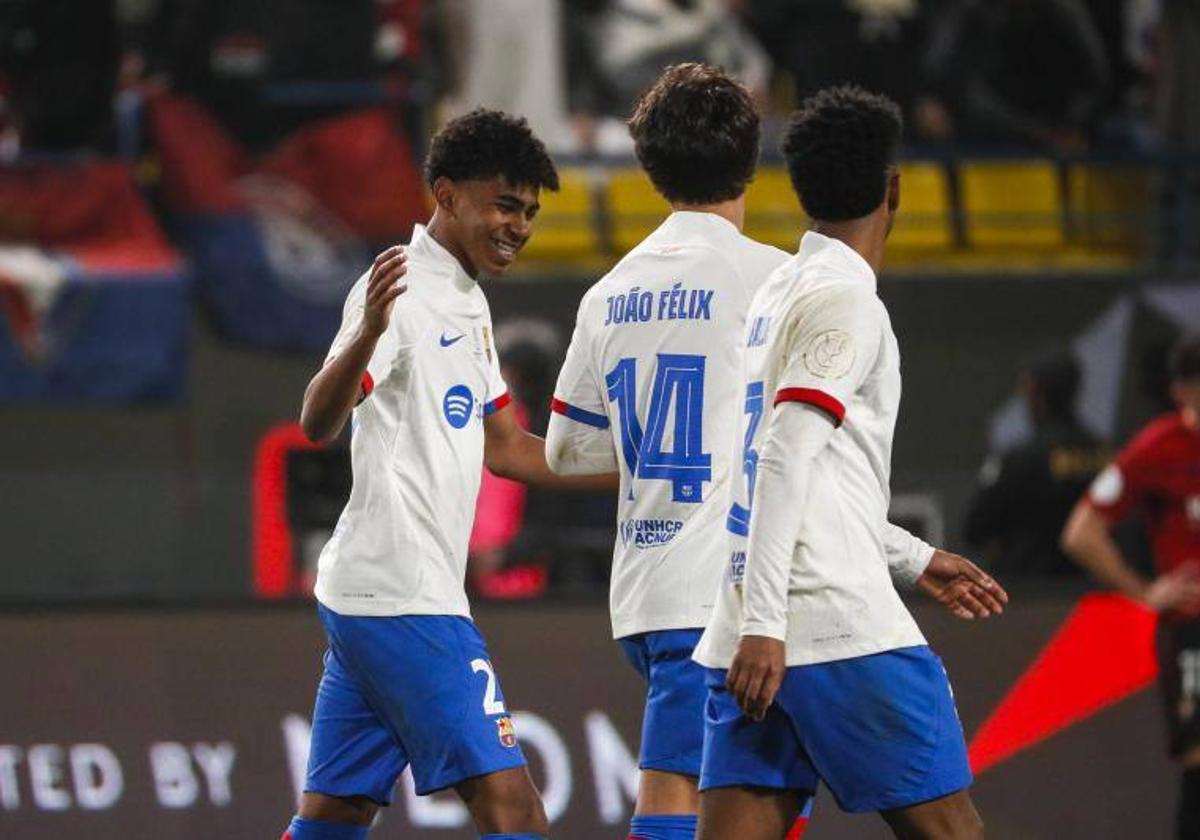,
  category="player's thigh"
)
[304,642,407,807]
[785,646,972,814]
[879,789,984,840]
[621,630,707,779]
[697,785,801,840]
[322,609,527,797]
[698,668,818,800]
[454,765,548,835]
